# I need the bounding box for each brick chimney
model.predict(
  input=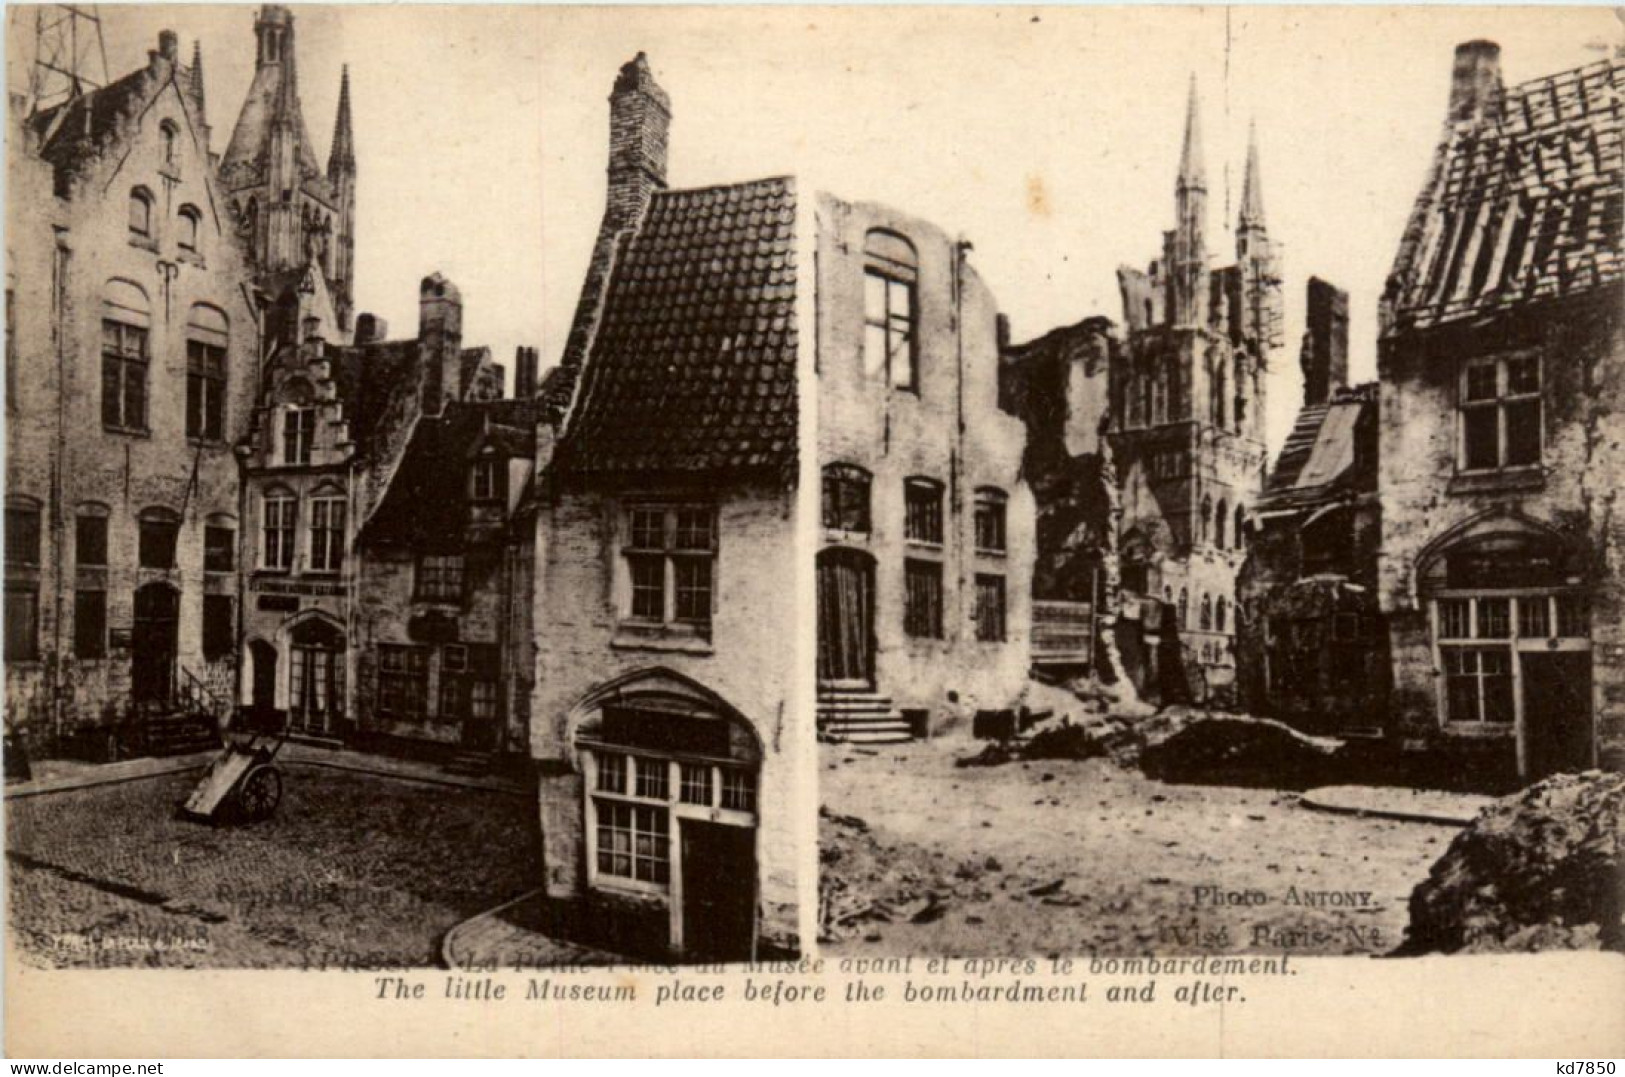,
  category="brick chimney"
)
[354,312,389,345]
[1300,276,1349,407]
[606,52,670,233]
[419,273,463,414]
[1448,40,1503,126]
[513,346,539,399]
